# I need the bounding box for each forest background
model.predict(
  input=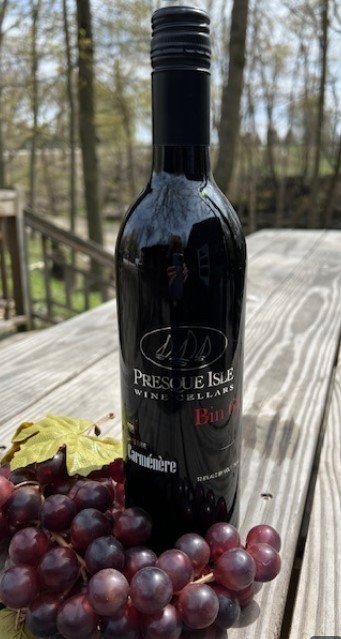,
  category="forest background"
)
[0,0,340,251]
